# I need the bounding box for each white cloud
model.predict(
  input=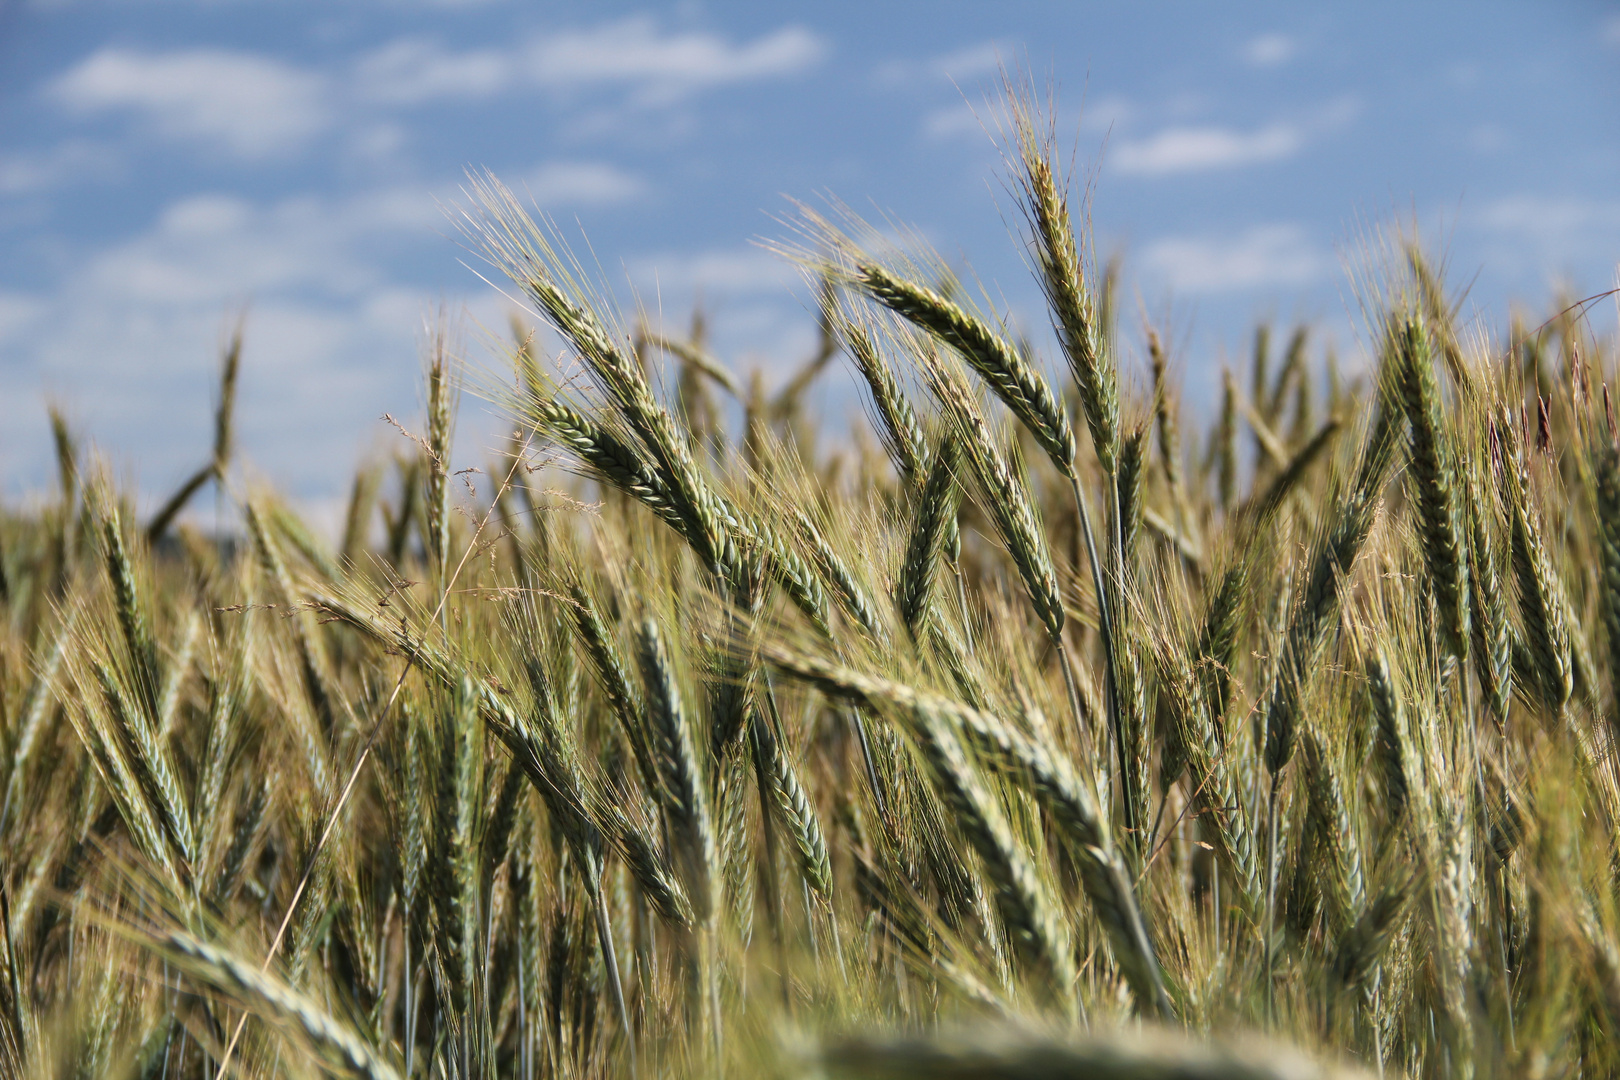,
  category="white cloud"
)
[48,48,329,158]
[528,17,824,93]
[921,104,983,141]
[1481,196,1620,235]
[1603,16,1620,47]
[1079,94,1133,133]
[0,293,48,341]
[0,139,121,194]
[354,18,827,107]
[1140,225,1326,293]
[1243,33,1297,67]
[1112,123,1301,175]
[1477,196,1620,267]
[875,40,1008,87]
[626,248,799,297]
[355,38,512,104]
[518,161,646,207]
